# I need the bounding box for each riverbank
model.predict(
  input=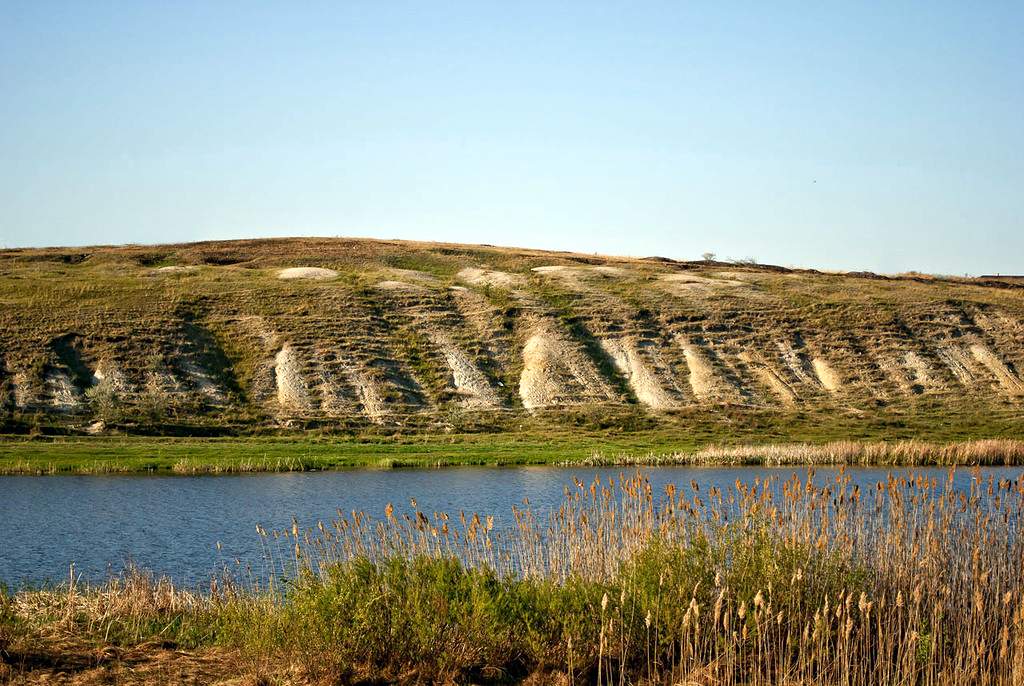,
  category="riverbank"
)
[2,432,1024,474]
[1,431,688,474]
[3,469,1022,685]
